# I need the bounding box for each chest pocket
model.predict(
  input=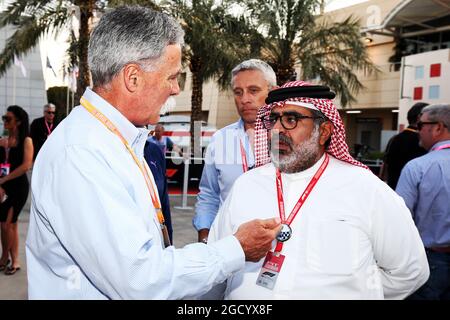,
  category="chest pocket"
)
[306,218,360,275]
